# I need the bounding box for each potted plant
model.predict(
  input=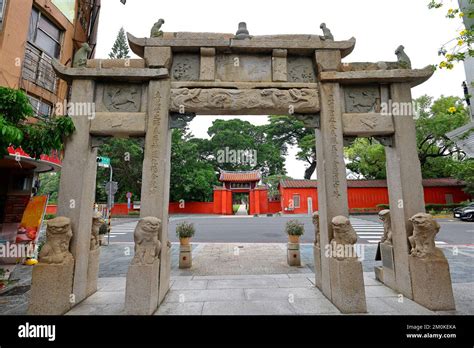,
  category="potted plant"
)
[285,219,304,243]
[176,222,195,245]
